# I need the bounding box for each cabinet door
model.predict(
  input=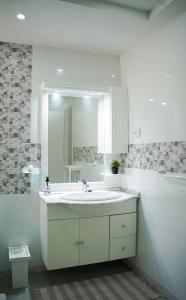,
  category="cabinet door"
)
[48,219,79,270]
[80,216,109,265]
